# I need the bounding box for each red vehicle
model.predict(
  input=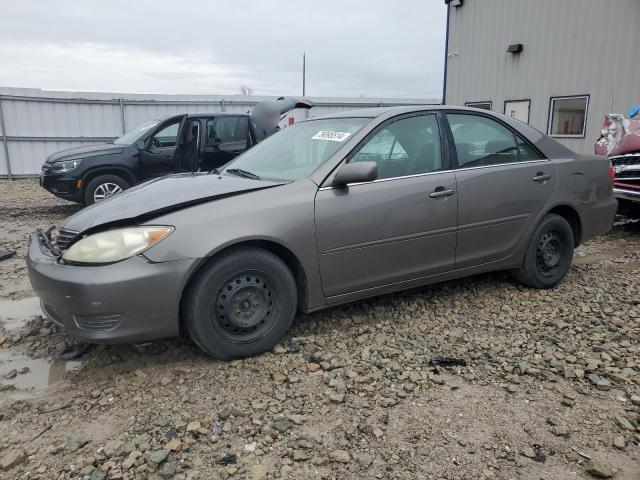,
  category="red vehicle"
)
[596,113,640,217]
